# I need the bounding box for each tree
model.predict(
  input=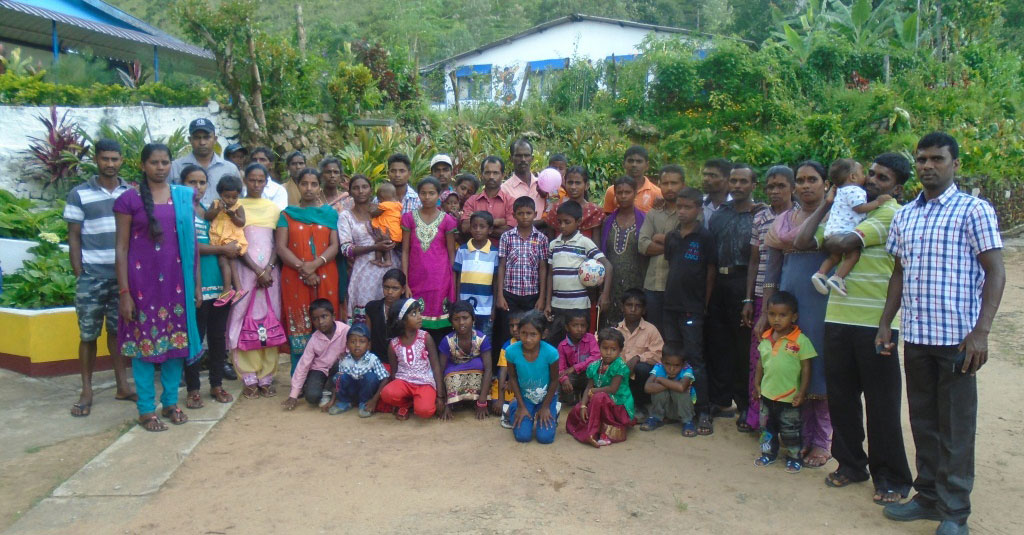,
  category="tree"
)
[177,0,268,144]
